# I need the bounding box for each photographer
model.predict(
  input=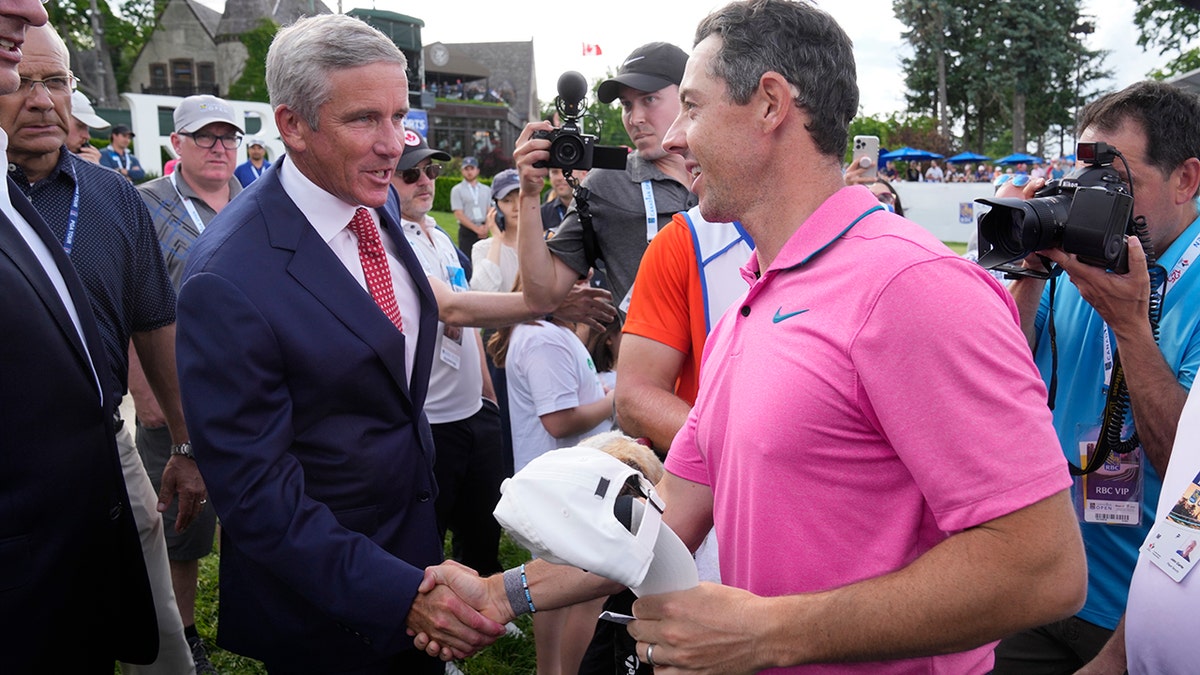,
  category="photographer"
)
[994,81,1200,674]
[513,42,697,317]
